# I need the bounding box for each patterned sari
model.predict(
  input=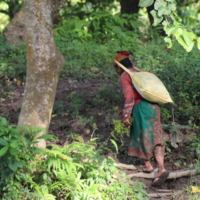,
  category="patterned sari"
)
[120,68,165,160]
